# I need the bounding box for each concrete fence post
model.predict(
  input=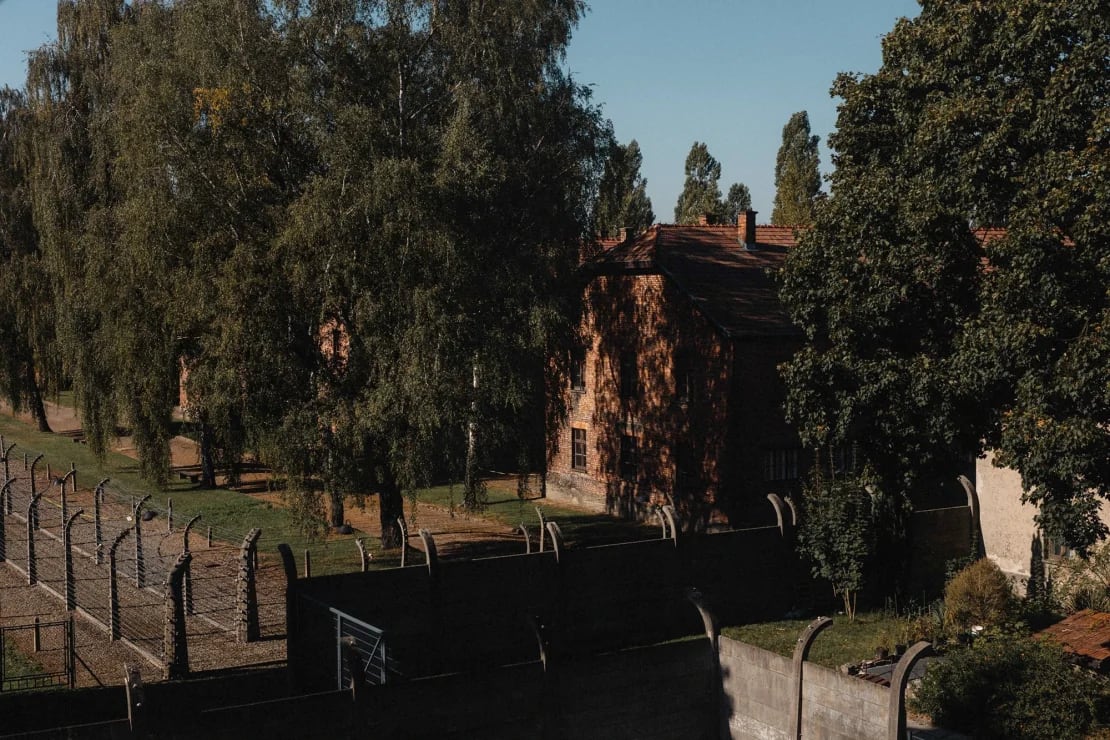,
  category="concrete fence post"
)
[1,440,13,513]
[545,521,565,563]
[789,616,833,740]
[163,551,192,679]
[396,516,408,567]
[26,490,43,585]
[519,523,532,554]
[182,515,202,616]
[535,507,546,552]
[237,528,262,643]
[888,641,934,740]
[108,528,132,641]
[29,453,43,530]
[767,493,794,542]
[167,498,173,533]
[661,504,678,544]
[124,665,147,735]
[63,508,84,611]
[355,537,370,572]
[132,495,151,588]
[0,478,10,563]
[686,589,724,738]
[276,543,300,685]
[61,467,76,527]
[418,529,438,579]
[94,479,109,565]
